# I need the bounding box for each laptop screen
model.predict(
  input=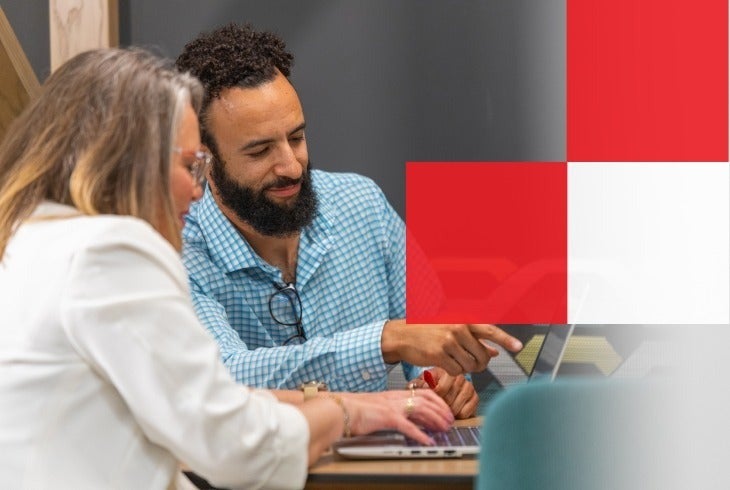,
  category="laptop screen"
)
[530,324,576,381]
